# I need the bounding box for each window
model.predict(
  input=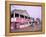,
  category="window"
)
[15,13,19,17]
[29,22,31,24]
[20,15,24,18]
[25,16,27,19]
[11,13,13,18]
